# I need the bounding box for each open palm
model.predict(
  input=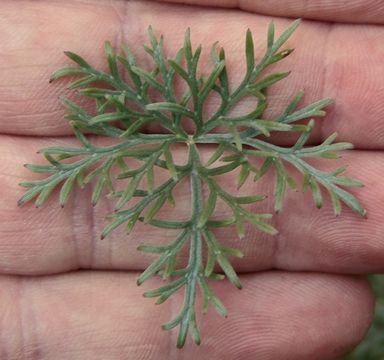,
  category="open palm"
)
[1,1,384,359]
